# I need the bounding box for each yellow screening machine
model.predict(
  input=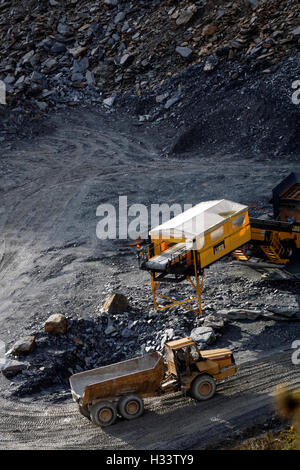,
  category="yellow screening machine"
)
[138,199,251,314]
[137,173,300,315]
